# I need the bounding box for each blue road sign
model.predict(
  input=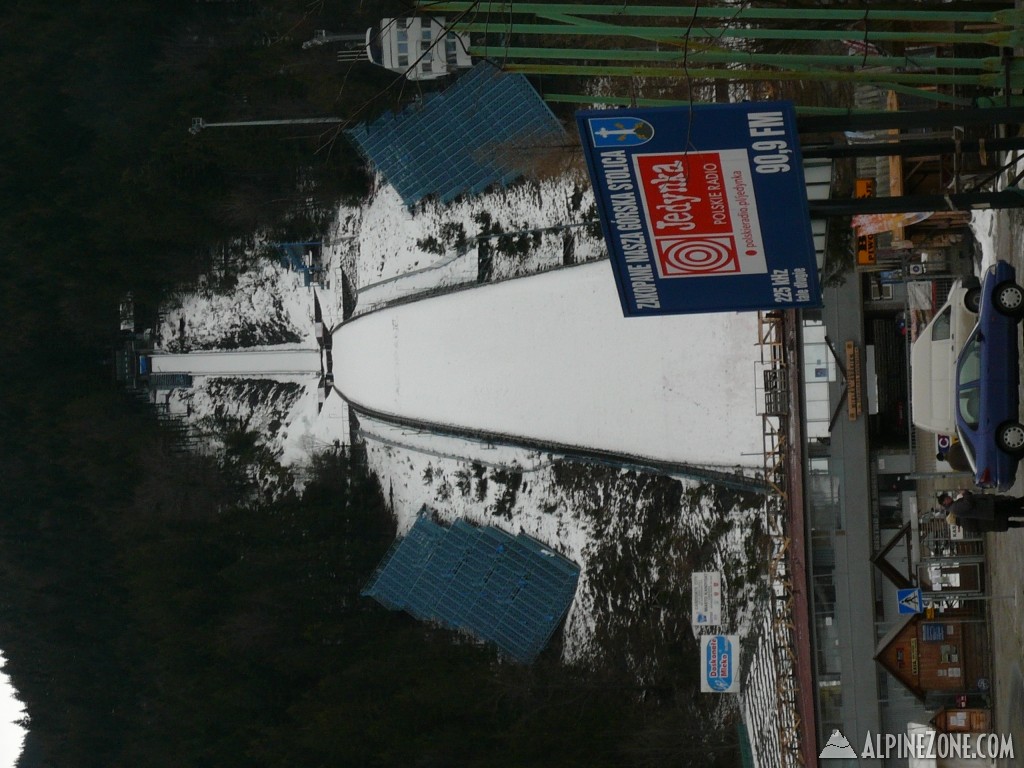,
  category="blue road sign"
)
[897,587,924,615]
